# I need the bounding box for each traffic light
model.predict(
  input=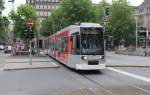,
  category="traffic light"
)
[23,29,30,39]
[106,7,109,16]
[30,30,35,39]
[23,29,35,39]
